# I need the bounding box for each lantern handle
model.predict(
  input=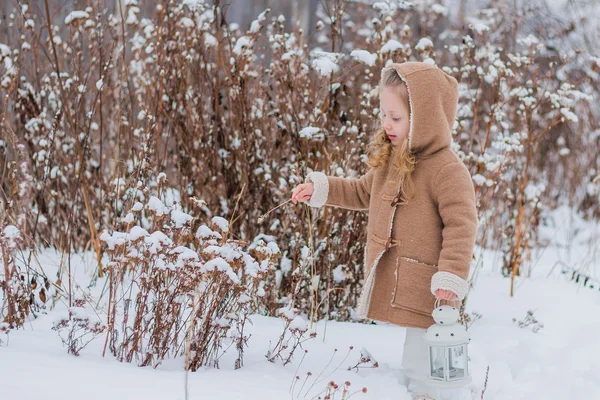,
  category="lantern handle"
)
[434,297,461,309]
